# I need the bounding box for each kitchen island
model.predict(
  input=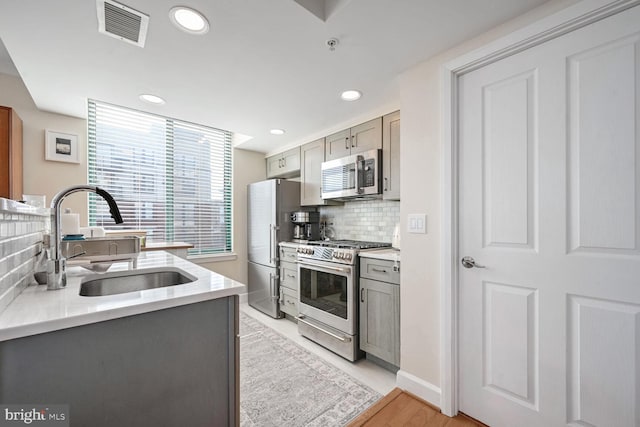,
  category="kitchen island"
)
[0,251,244,427]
